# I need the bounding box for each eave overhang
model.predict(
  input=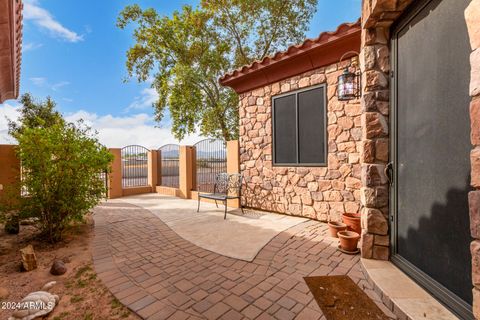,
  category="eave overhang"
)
[219,19,361,94]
